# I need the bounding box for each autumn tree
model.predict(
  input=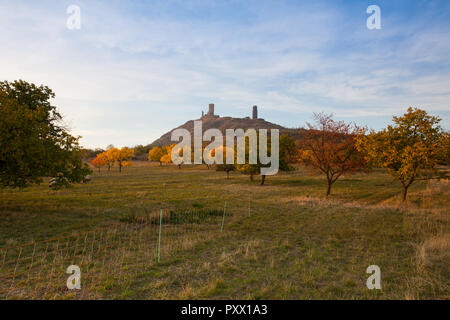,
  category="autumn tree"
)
[103,148,118,171]
[298,113,365,197]
[116,147,135,172]
[356,107,449,201]
[148,146,164,166]
[0,80,91,188]
[160,154,172,165]
[91,155,107,172]
[160,145,175,165]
